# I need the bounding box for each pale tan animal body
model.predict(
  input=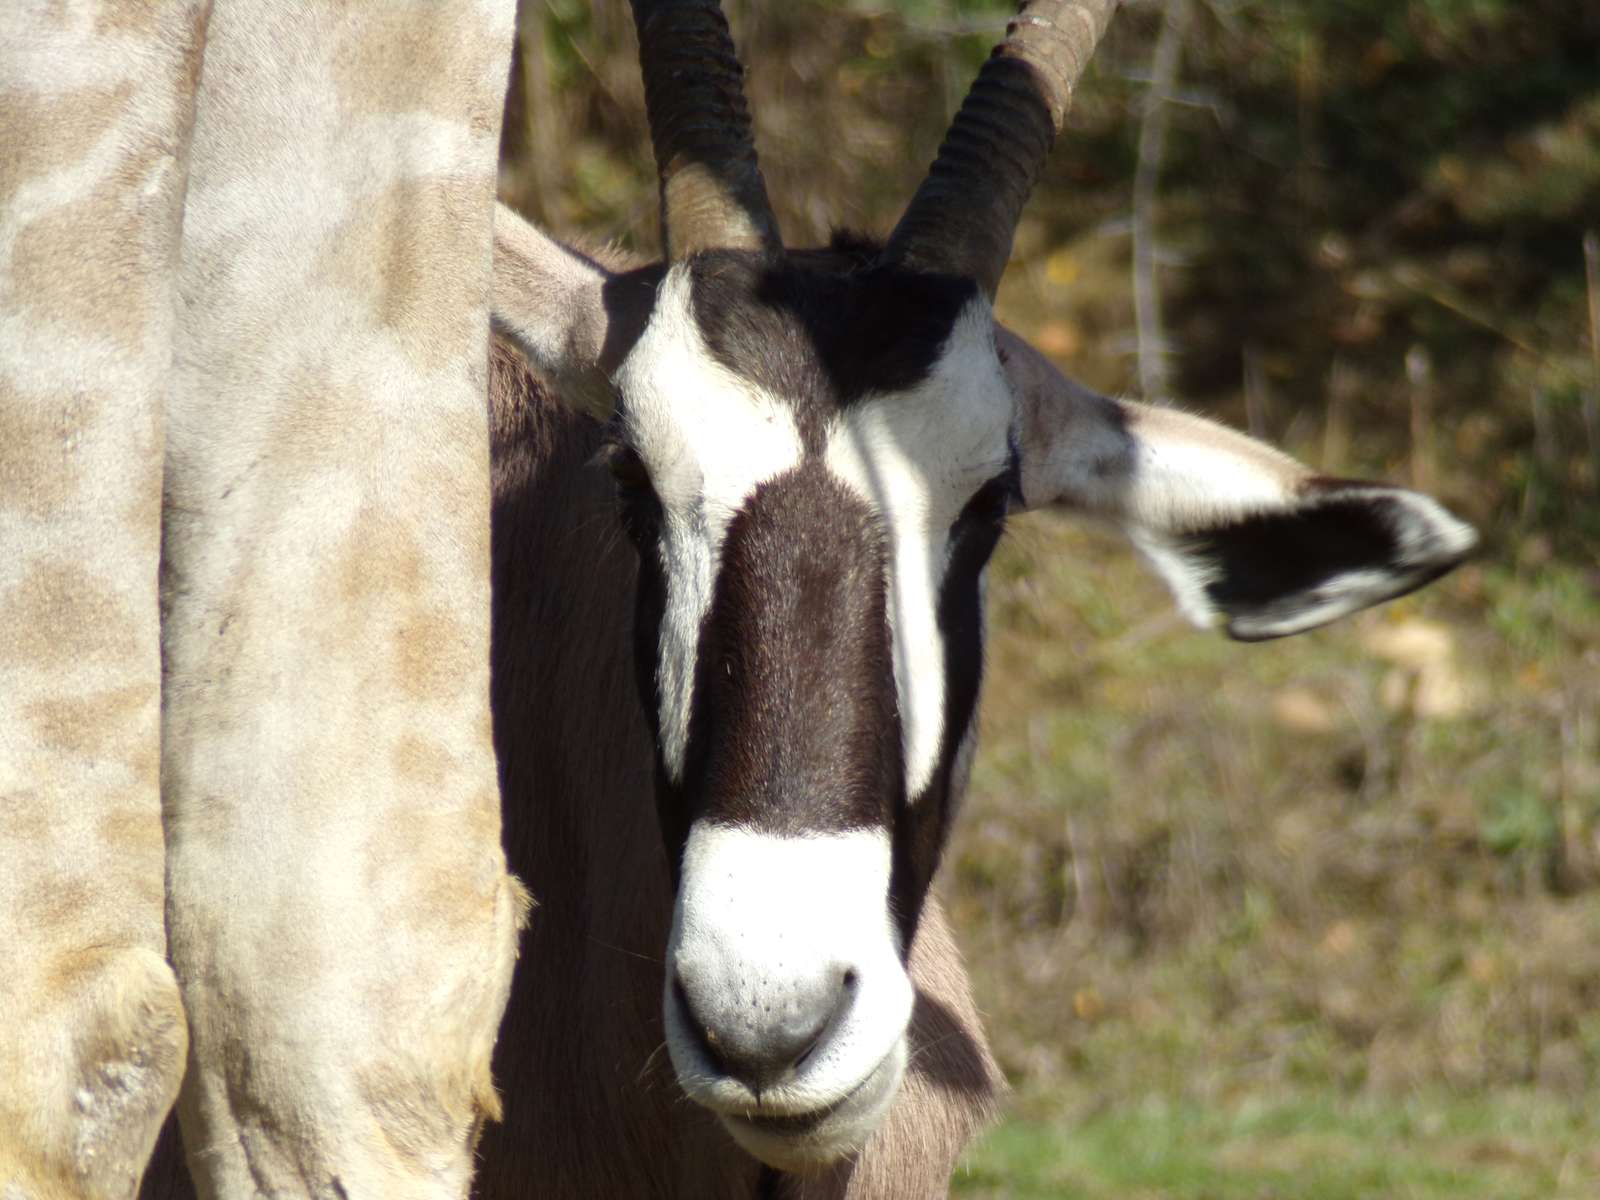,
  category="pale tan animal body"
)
[2,3,525,1196]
